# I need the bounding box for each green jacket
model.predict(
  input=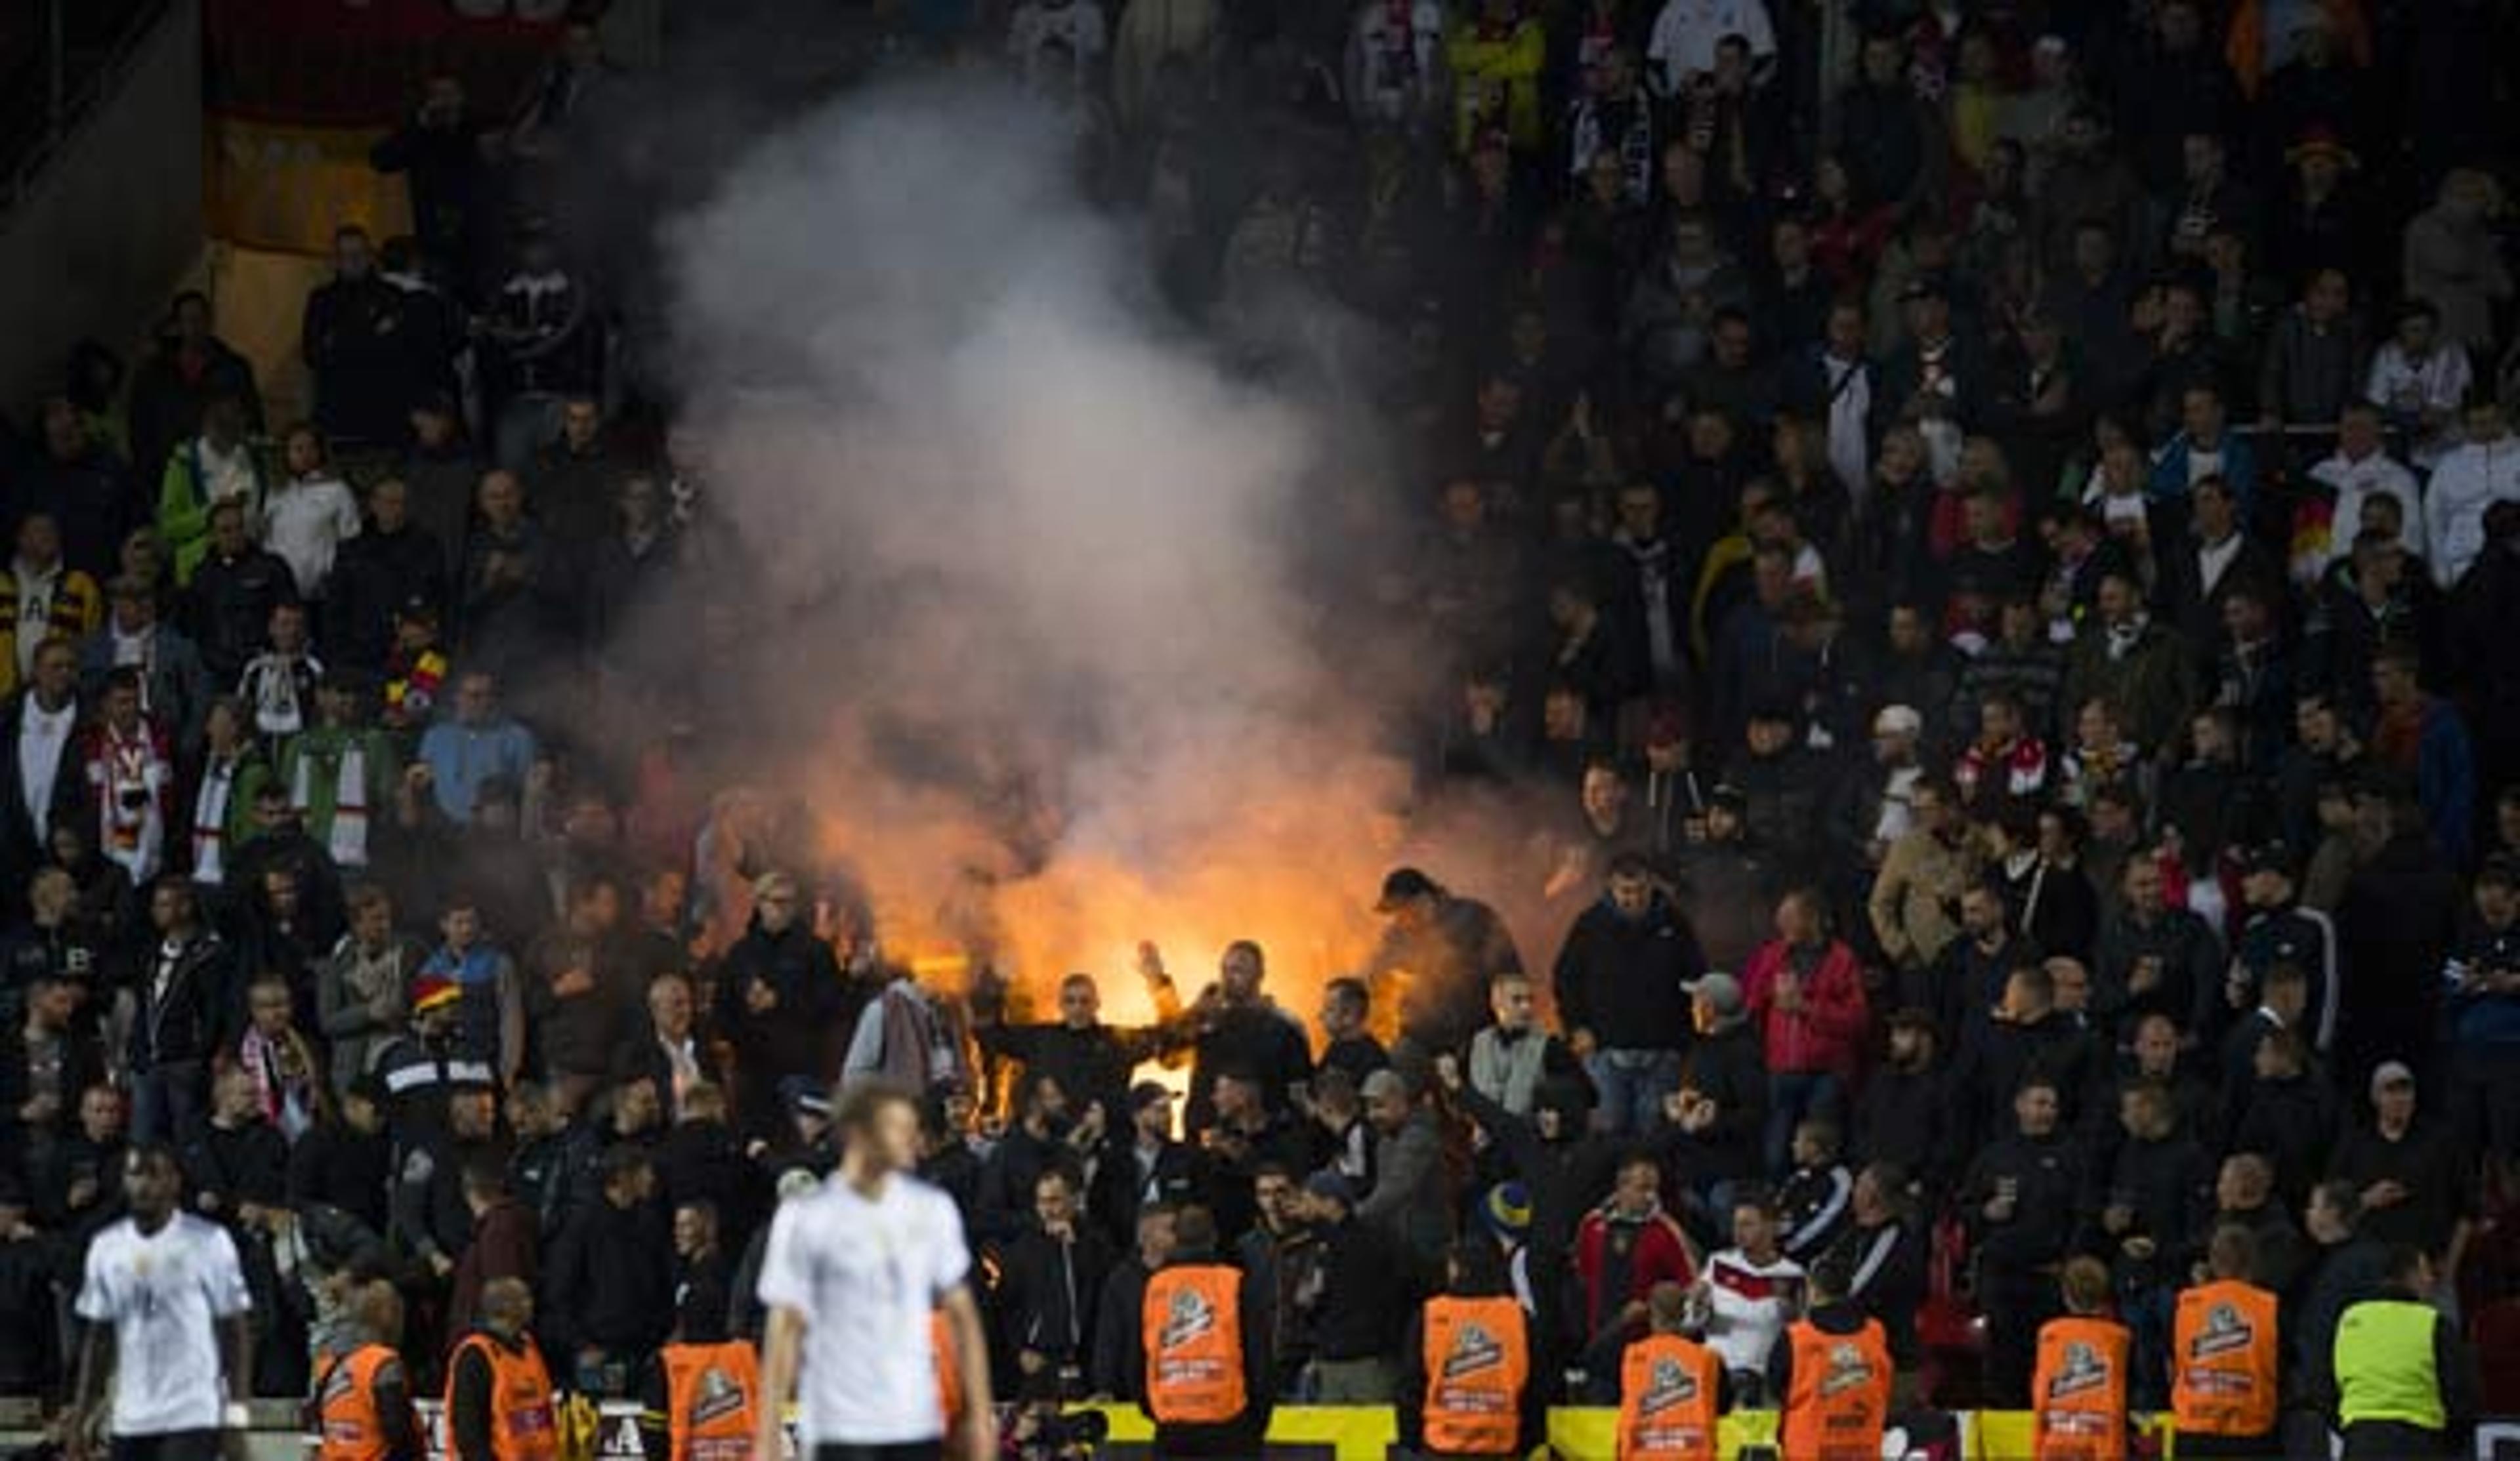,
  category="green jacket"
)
[158,438,267,585]
[278,726,396,862]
